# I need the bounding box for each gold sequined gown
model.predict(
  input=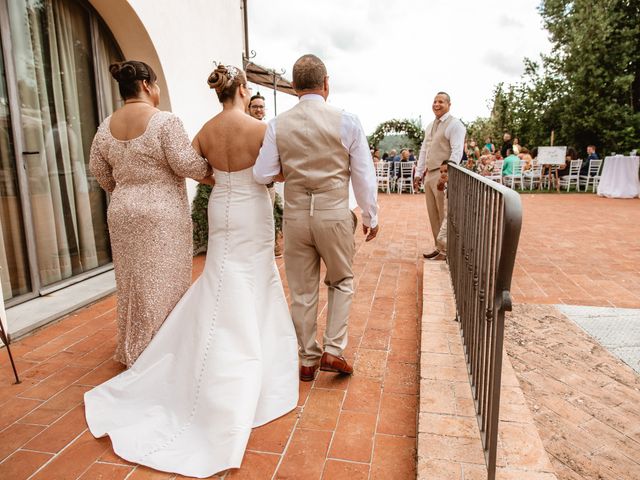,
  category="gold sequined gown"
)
[89,111,211,367]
